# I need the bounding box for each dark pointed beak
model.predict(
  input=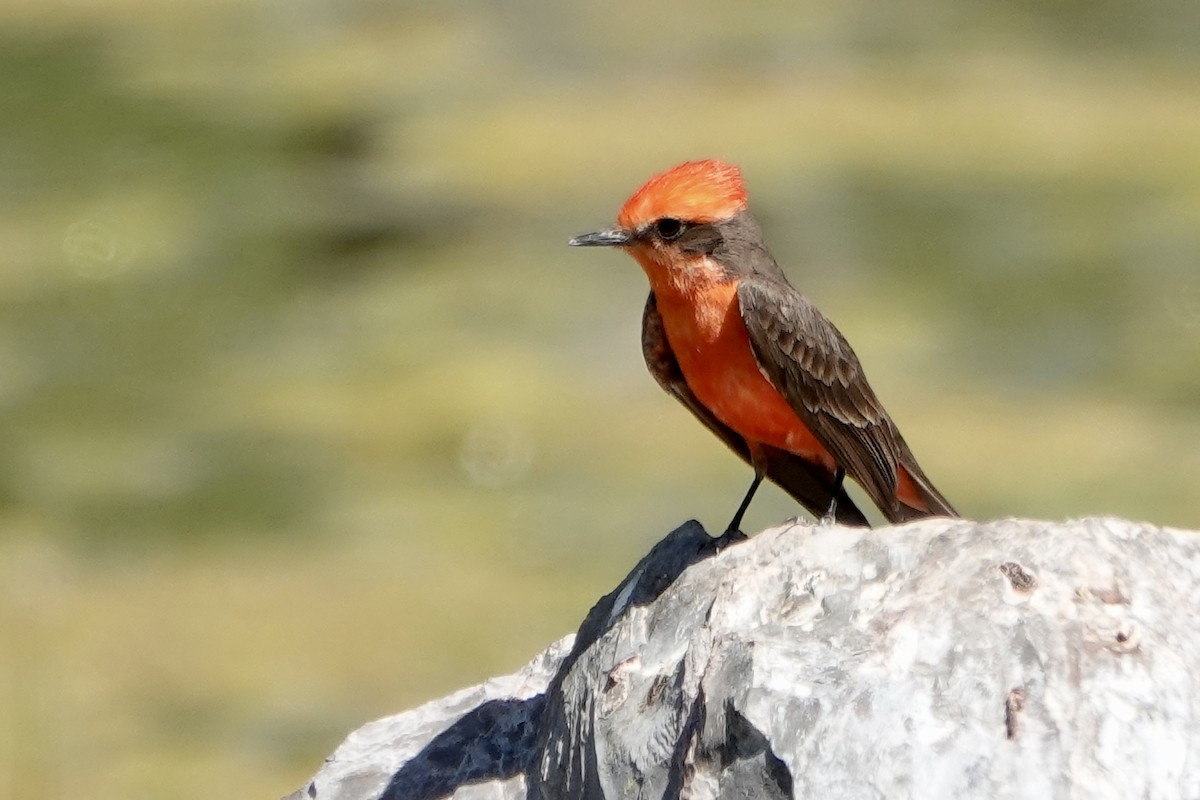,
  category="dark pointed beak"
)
[568,227,634,248]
